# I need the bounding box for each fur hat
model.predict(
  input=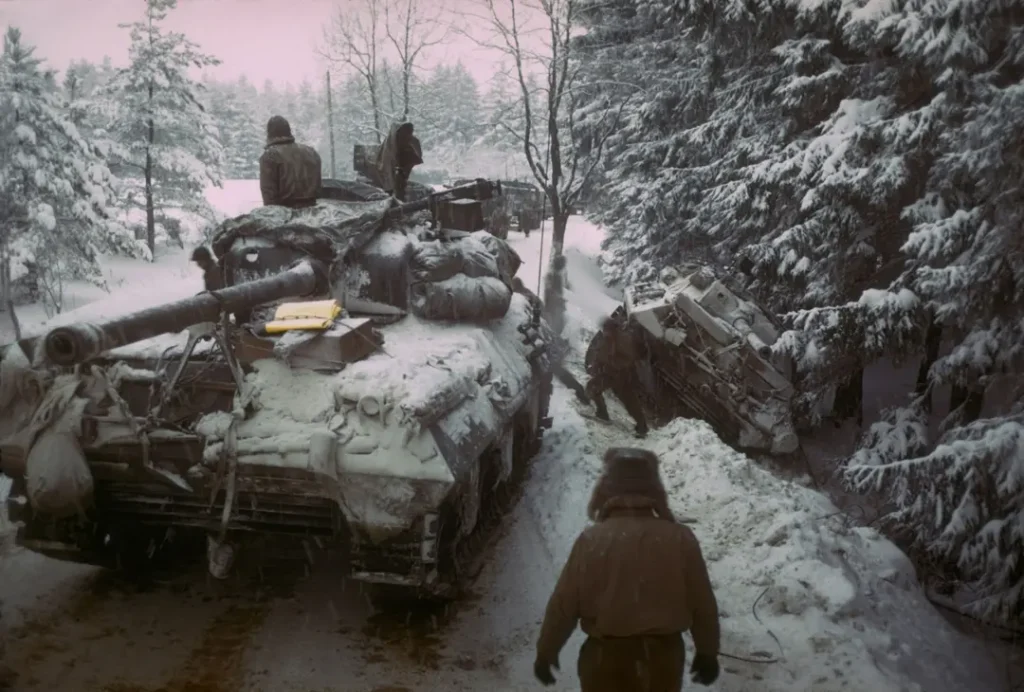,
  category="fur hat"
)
[587,447,675,522]
[266,115,292,140]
